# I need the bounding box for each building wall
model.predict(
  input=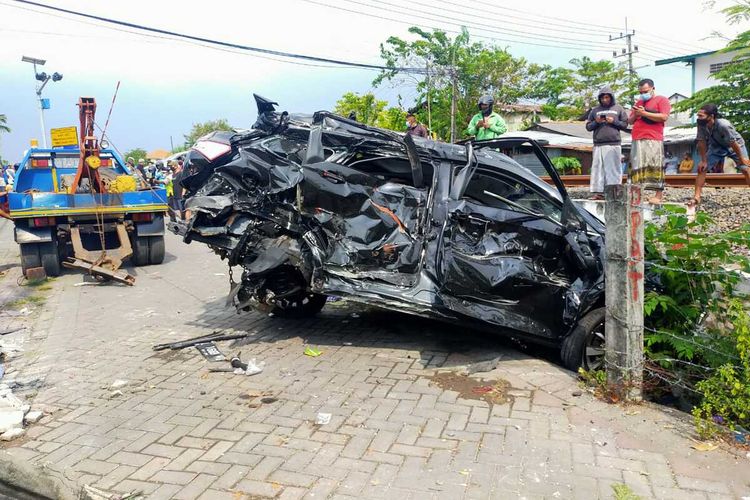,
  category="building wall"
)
[499,112,549,132]
[694,51,742,91]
